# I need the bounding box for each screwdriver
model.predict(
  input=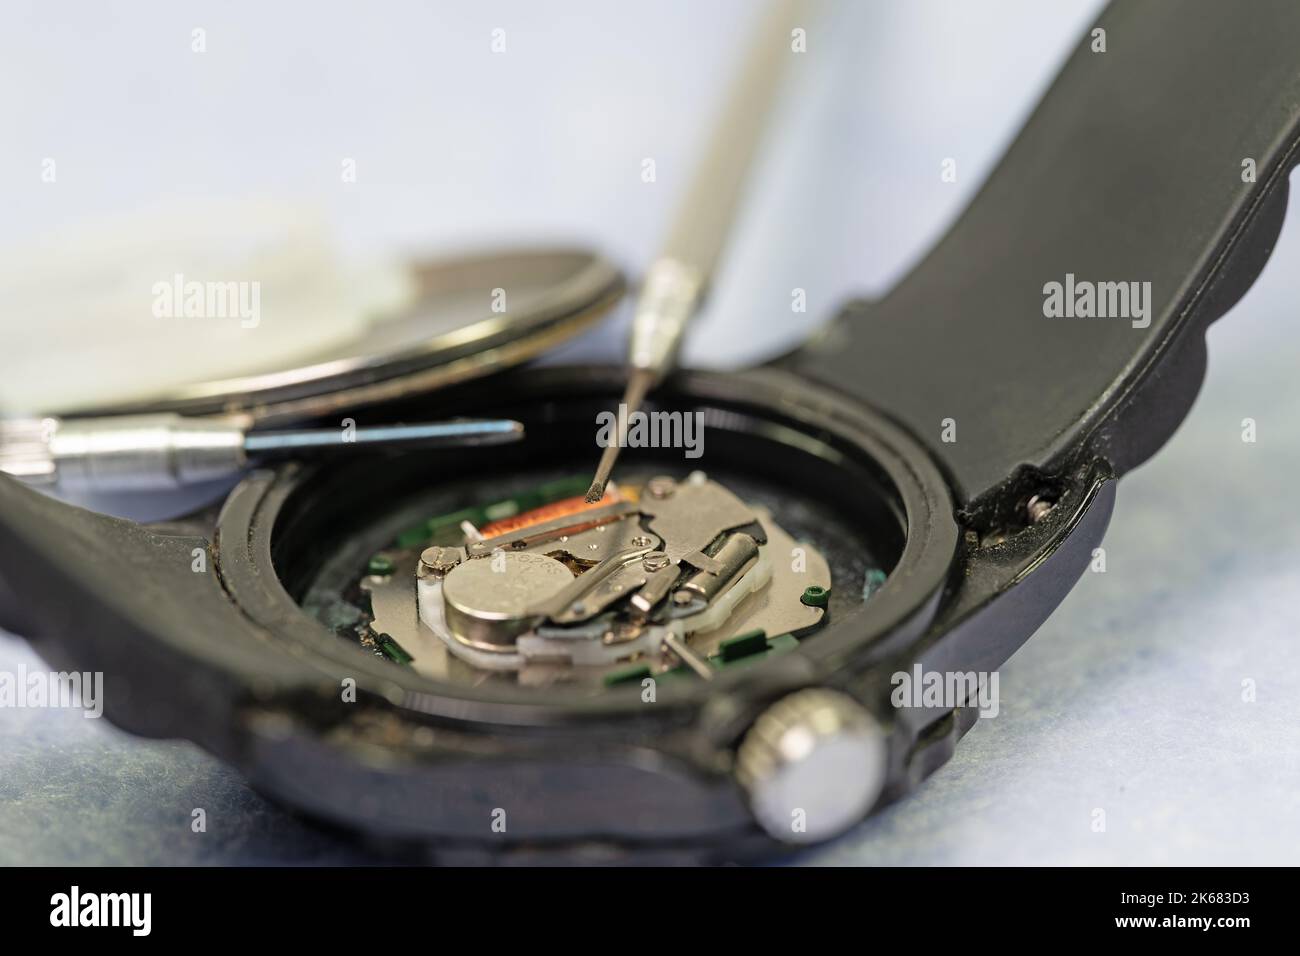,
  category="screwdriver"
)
[586,0,805,502]
[0,414,523,493]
